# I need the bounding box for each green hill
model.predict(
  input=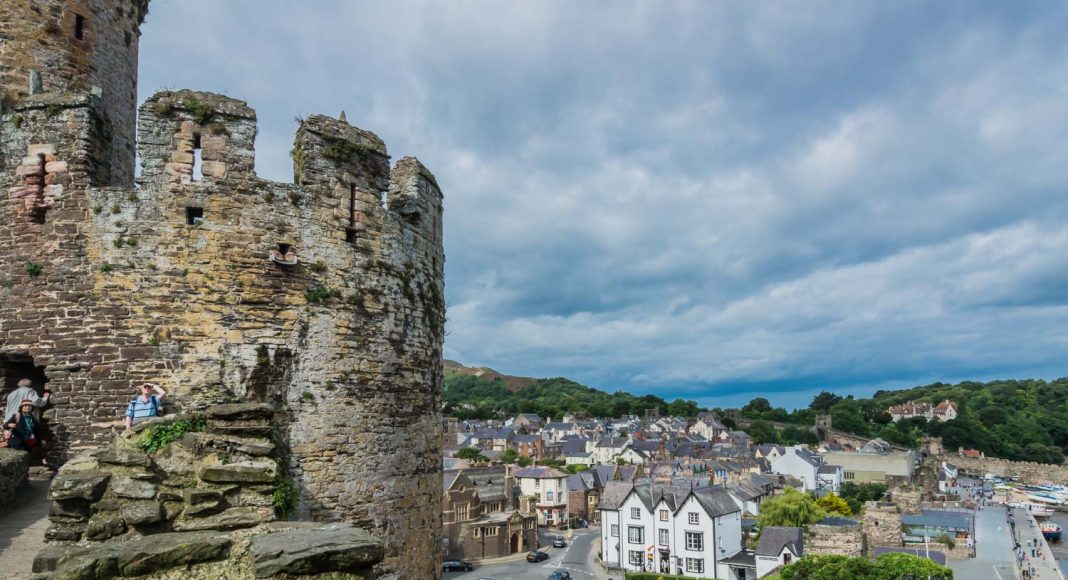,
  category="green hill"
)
[739,378,1068,464]
[443,361,700,420]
